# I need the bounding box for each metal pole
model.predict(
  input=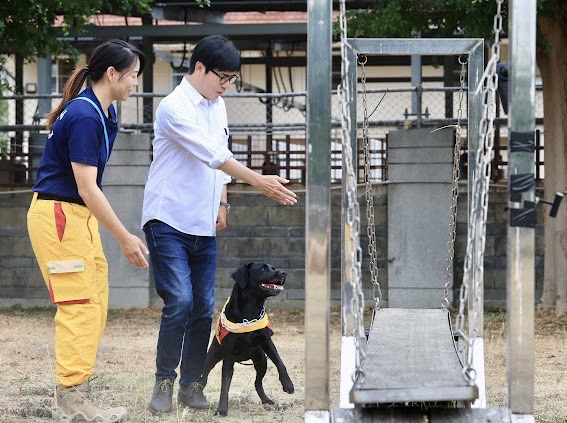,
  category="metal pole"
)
[411,54,422,127]
[467,41,487,409]
[305,0,332,421]
[15,54,24,157]
[142,15,155,128]
[444,56,455,118]
[37,58,52,120]
[507,0,536,417]
[265,47,274,151]
[467,42,485,334]
[339,41,358,409]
